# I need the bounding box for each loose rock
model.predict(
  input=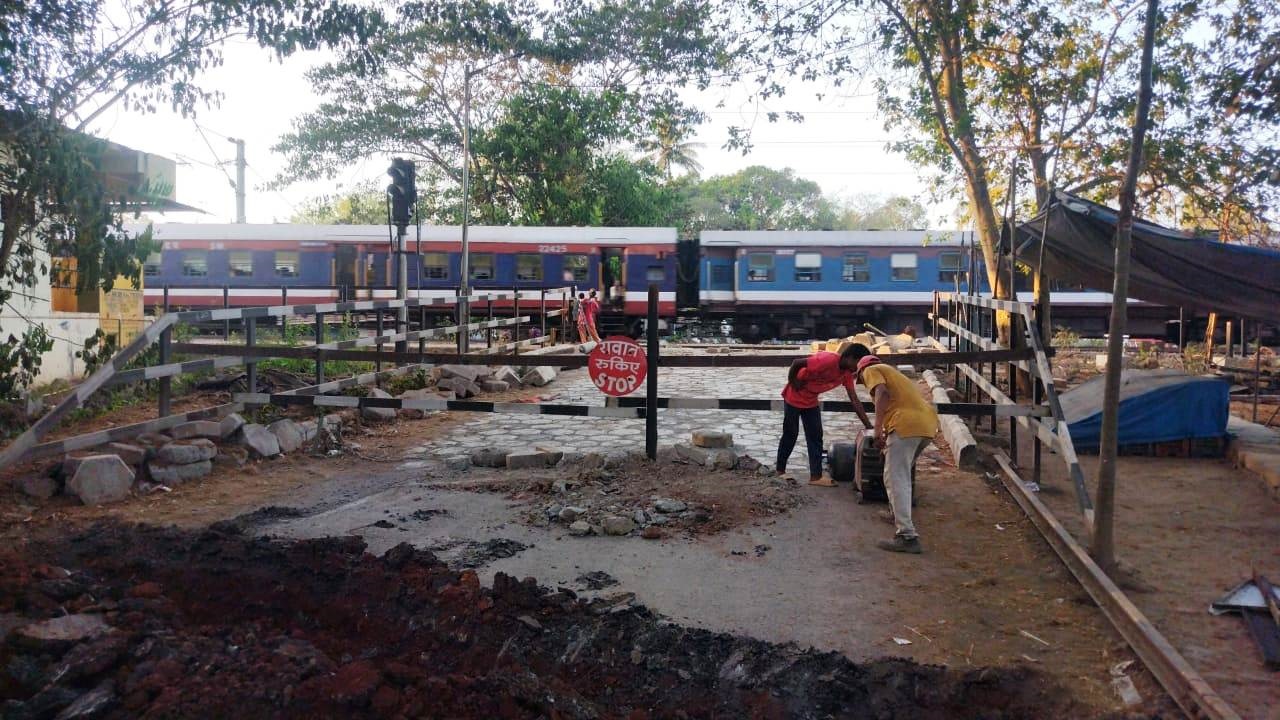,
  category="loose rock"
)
[437,364,483,383]
[67,455,135,505]
[507,449,553,470]
[361,388,397,422]
[105,442,146,466]
[239,424,281,458]
[12,614,110,652]
[493,366,523,386]
[692,429,733,449]
[479,380,510,393]
[522,366,558,387]
[156,439,217,465]
[602,516,636,536]
[641,526,663,540]
[470,447,509,468]
[568,521,592,536]
[169,420,222,441]
[654,499,687,514]
[558,506,587,523]
[148,459,212,485]
[268,419,304,454]
[218,413,246,439]
[17,474,58,500]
